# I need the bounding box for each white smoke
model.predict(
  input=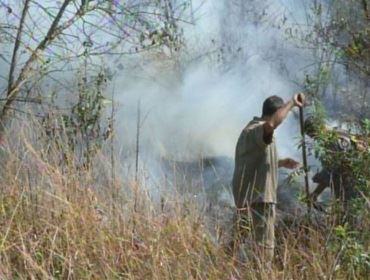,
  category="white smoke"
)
[114,0,311,164]
[0,0,318,174]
